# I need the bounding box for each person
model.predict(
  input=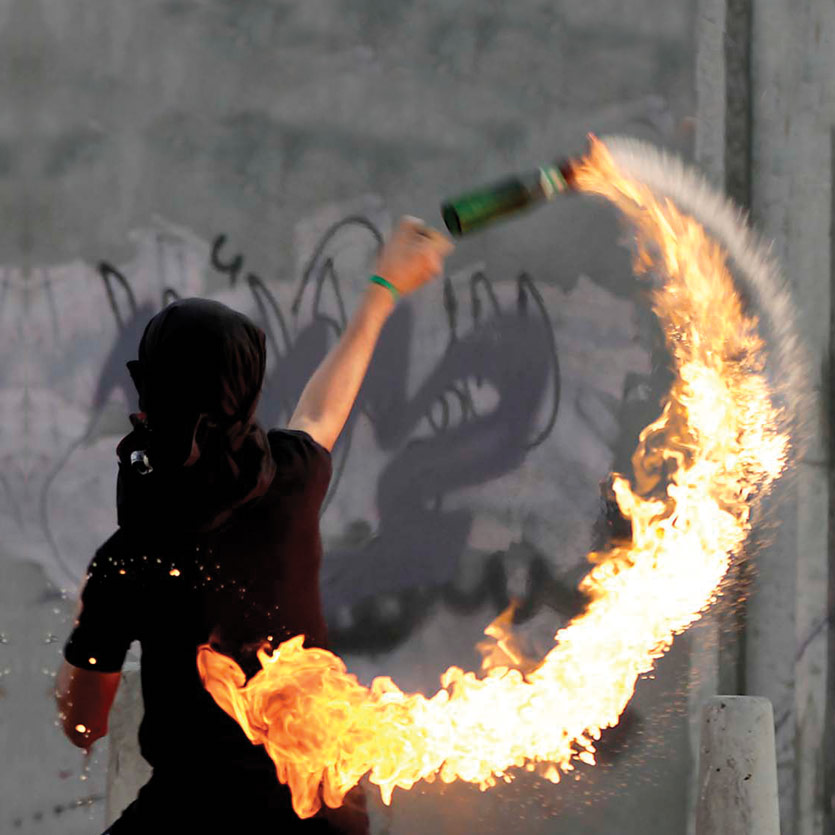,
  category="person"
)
[55,217,453,834]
